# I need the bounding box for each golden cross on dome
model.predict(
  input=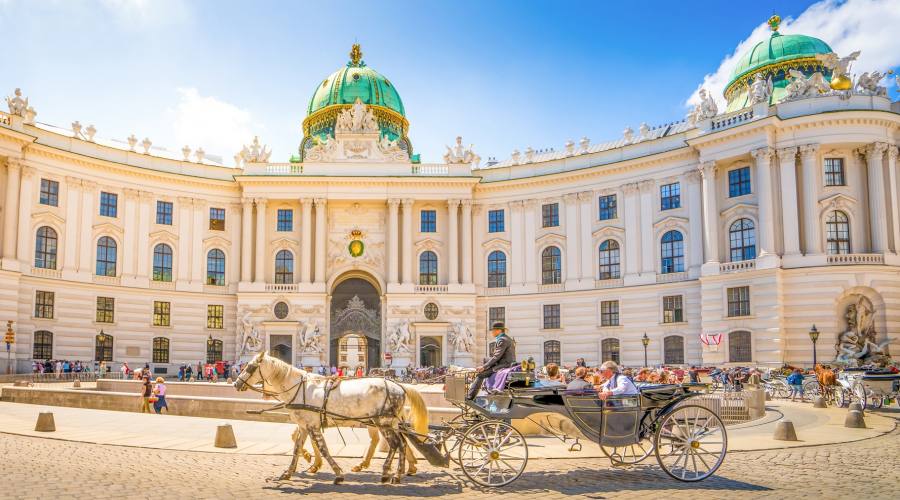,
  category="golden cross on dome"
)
[349,43,363,65]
